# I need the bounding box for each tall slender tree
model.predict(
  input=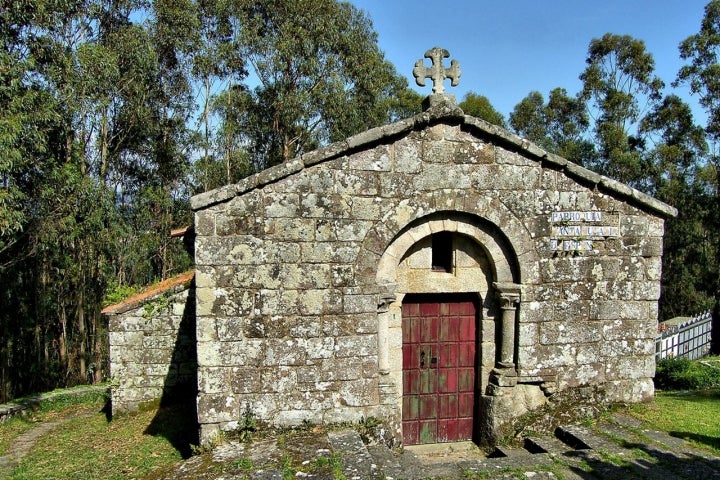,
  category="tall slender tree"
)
[640,95,712,318]
[232,0,410,169]
[676,0,720,342]
[580,33,664,189]
[510,88,594,166]
[0,0,196,400]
